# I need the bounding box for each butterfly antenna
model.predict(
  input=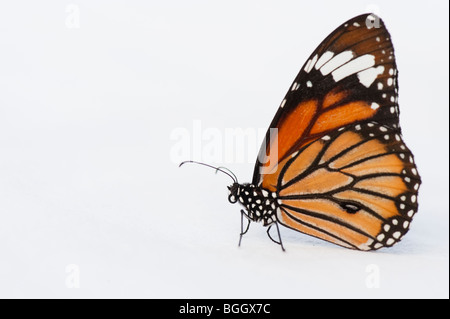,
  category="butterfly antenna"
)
[179,161,238,183]
[215,166,238,184]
